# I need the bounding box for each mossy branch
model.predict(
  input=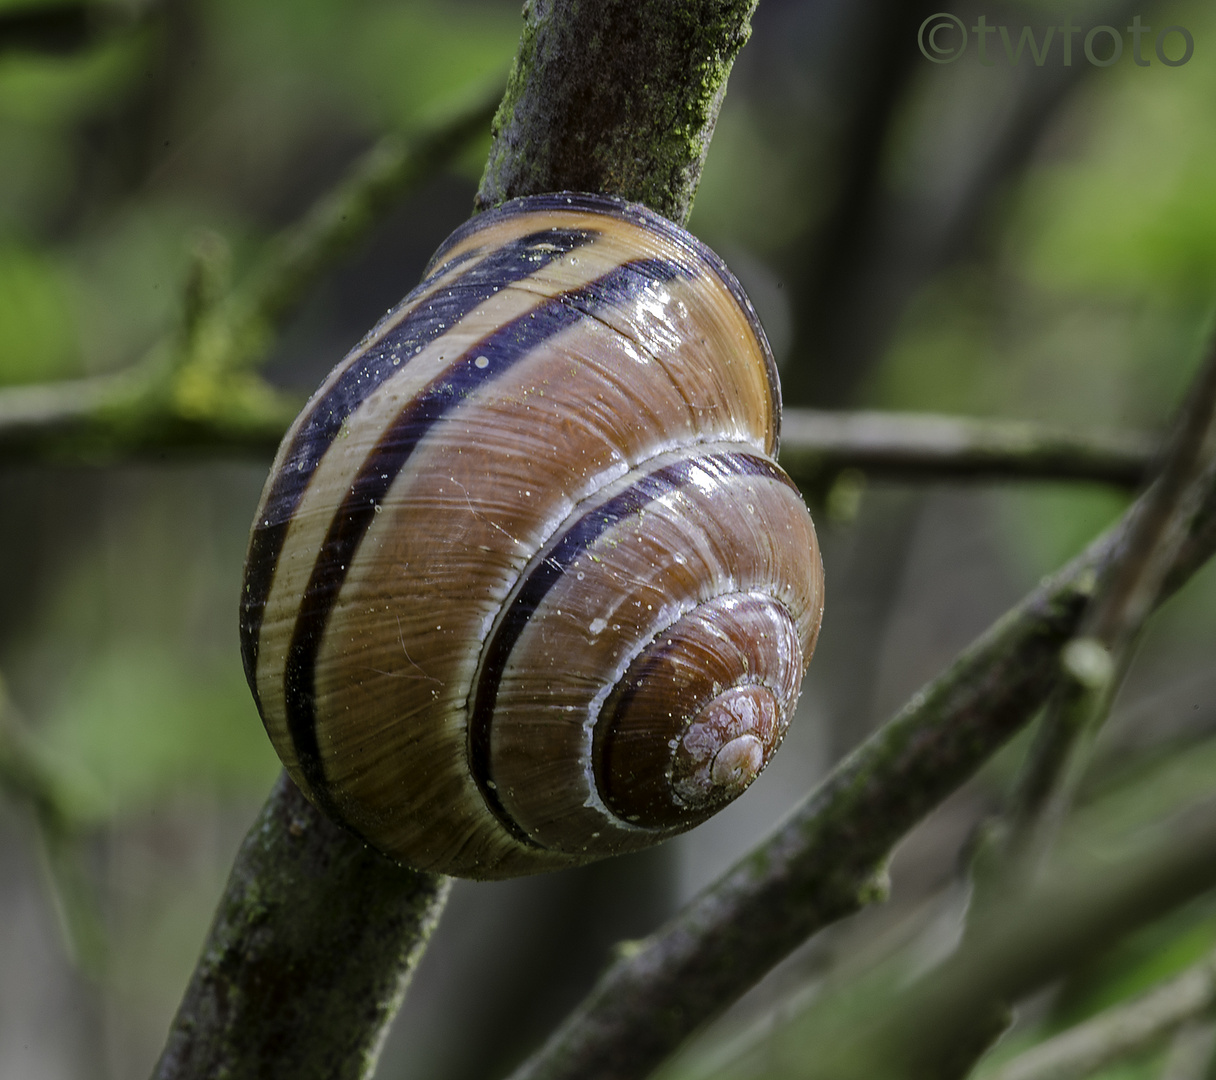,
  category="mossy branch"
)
[474,0,760,224]
[151,774,450,1080]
